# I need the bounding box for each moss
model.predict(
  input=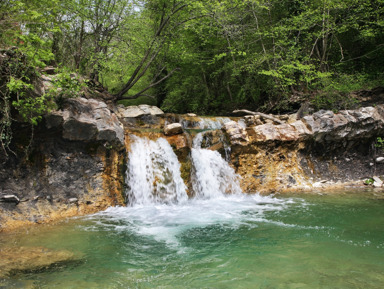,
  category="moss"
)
[180,159,192,186]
